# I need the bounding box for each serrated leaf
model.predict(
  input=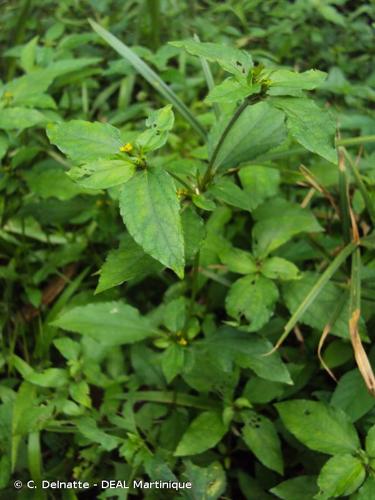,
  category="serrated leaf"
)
[181,206,206,261]
[119,167,185,277]
[208,177,253,212]
[242,412,283,474]
[161,343,185,383]
[174,411,228,456]
[96,235,162,294]
[276,400,360,455]
[52,302,158,345]
[226,275,279,331]
[171,40,253,77]
[270,476,318,500]
[47,120,122,163]
[209,102,286,170]
[69,159,135,189]
[267,69,327,96]
[76,417,120,451]
[183,461,226,500]
[261,257,300,281]
[270,97,337,164]
[331,369,375,422]
[206,77,256,103]
[252,198,323,257]
[317,454,365,499]
[218,245,257,275]
[0,107,46,130]
[238,165,280,210]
